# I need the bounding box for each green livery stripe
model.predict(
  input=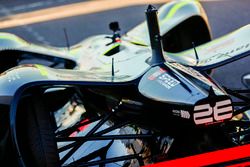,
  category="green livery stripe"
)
[102,43,120,56]
[35,64,48,76]
[0,34,26,43]
[162,1,190,23]
[161,0,199,25]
